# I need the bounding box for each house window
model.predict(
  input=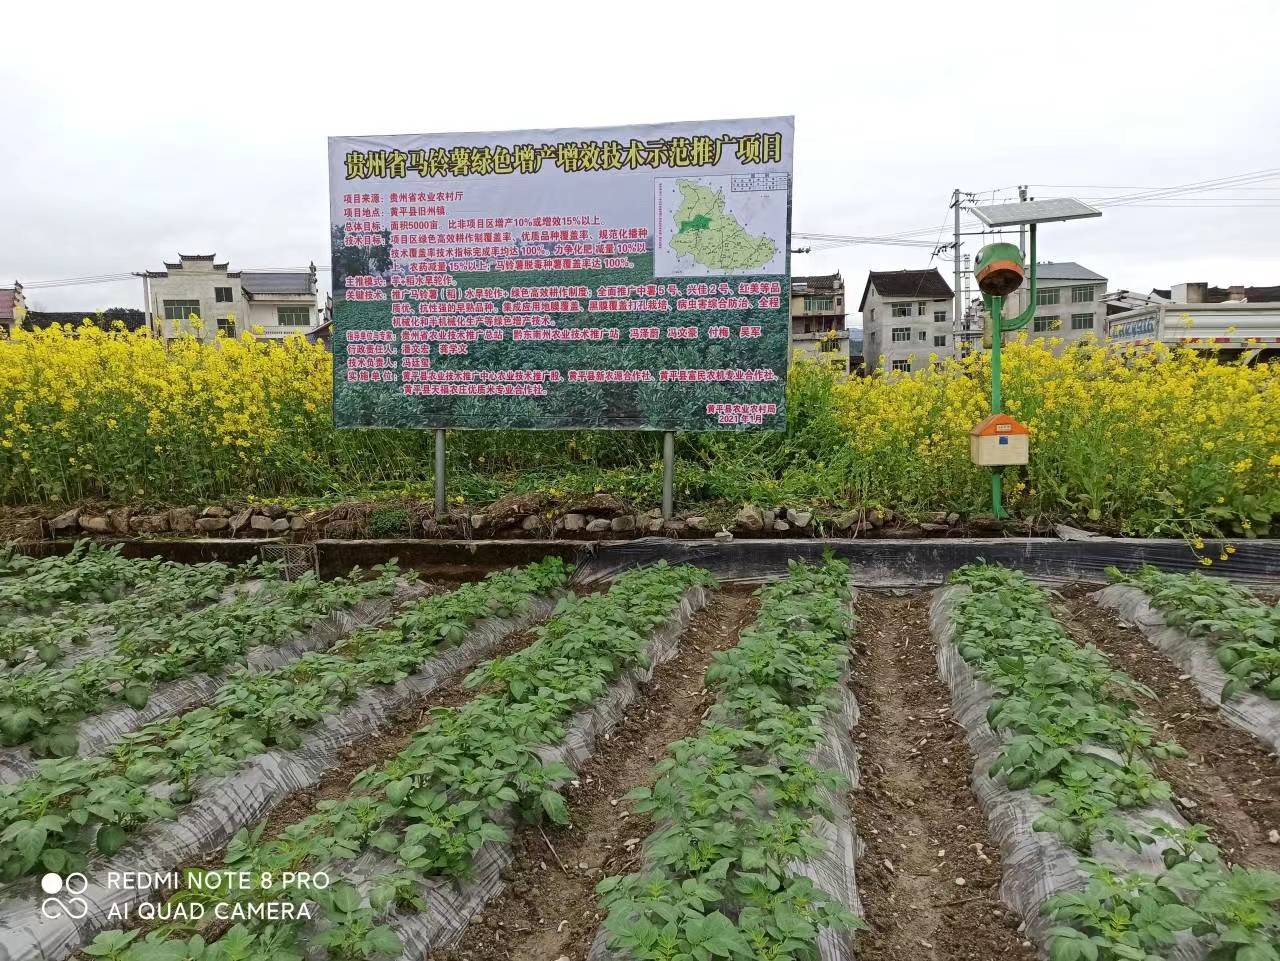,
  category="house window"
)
[891,359,911,372]
[276,306,311,326]
[1034,315,1059,333]
[1071,312,1095,330]
[891,327,911,342]
[891,303,913,318]
[217,317,237,337]
[819,337,840,353]
[918,330,928,342]
[1036,288,1060,306]
[934,335,947,347]
[934,310,947,323]
[1071,285,1095,303]
[804,296,834,313]
[917,301,927,316]
[215,287,234,303]
[162,299,201,321]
